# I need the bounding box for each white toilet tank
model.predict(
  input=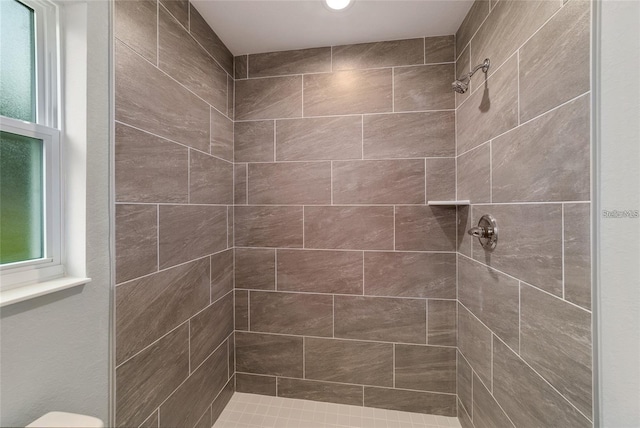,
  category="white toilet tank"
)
[26,412,104,428]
